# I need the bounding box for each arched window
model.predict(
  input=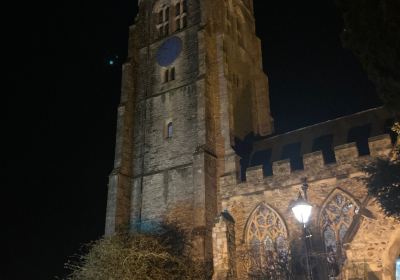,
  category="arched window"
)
[319,189,360,278]
[246,203,290,279]
[167,122,173,138]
